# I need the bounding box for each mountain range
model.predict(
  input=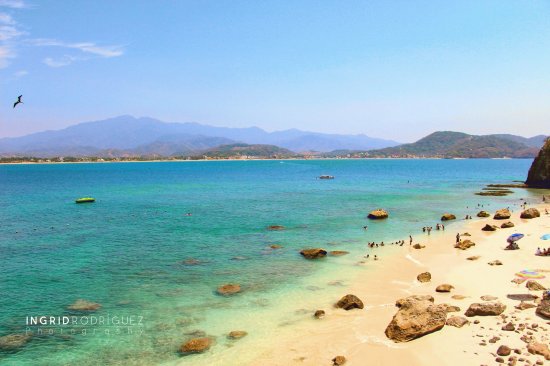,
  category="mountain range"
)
[0,115,399,157]
[0,116,546,159]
